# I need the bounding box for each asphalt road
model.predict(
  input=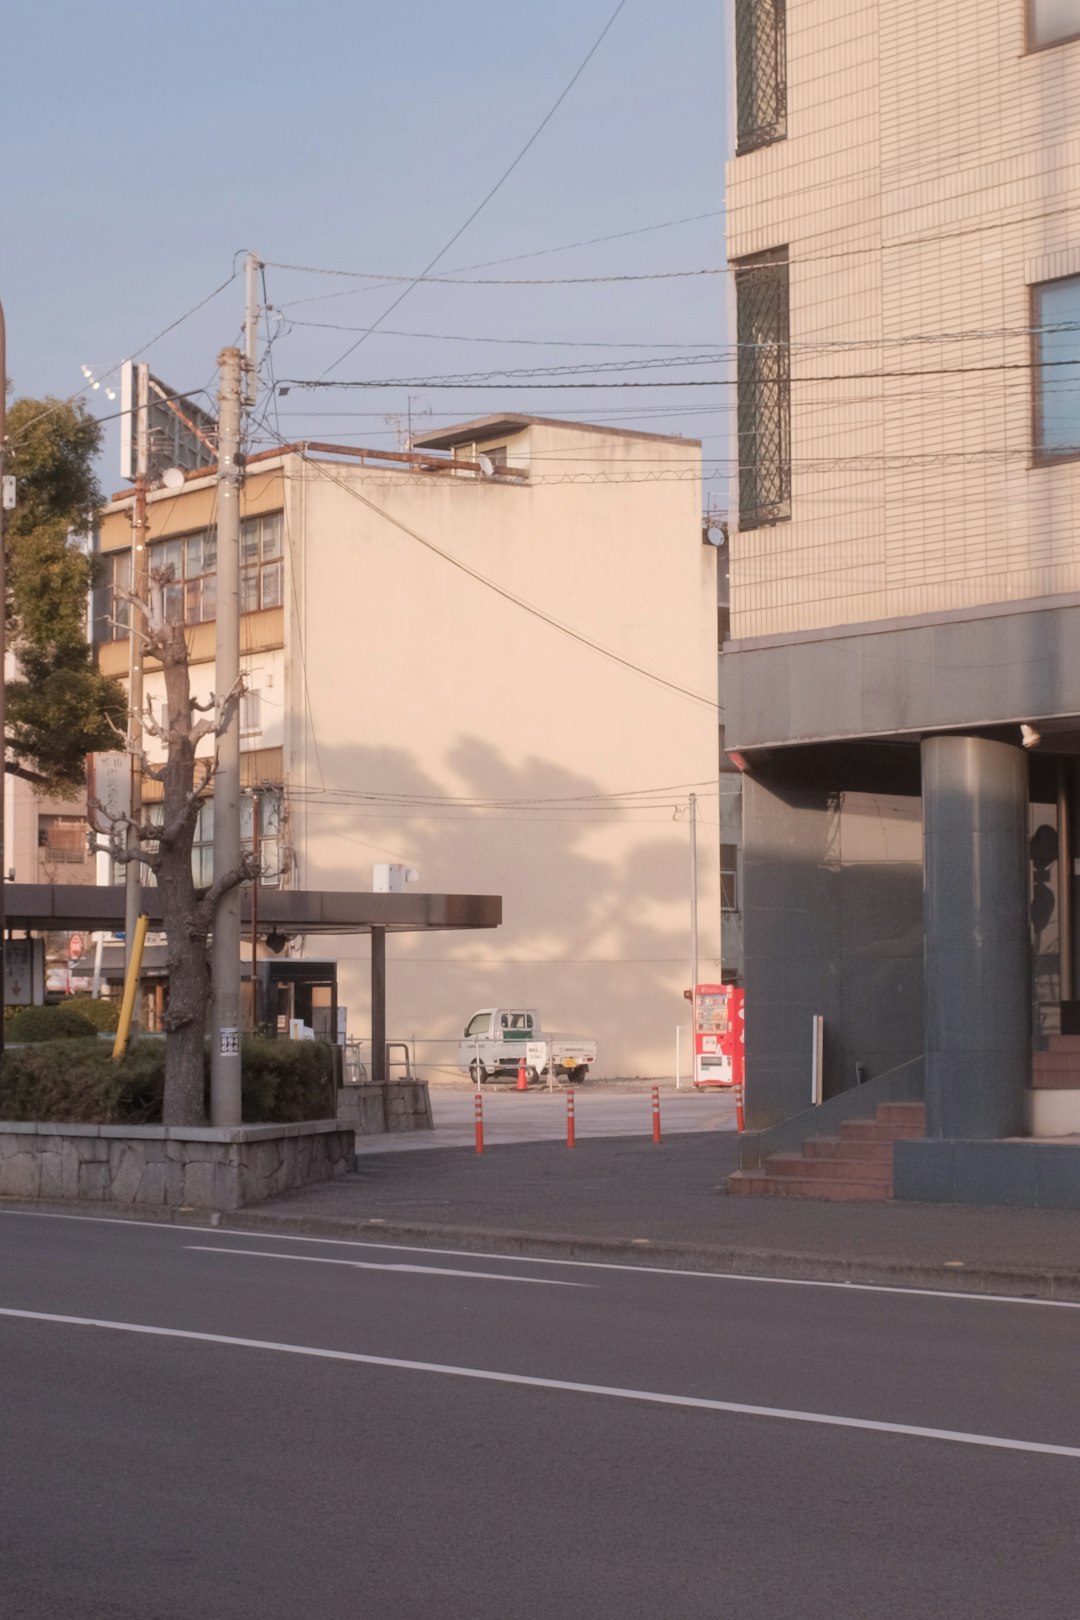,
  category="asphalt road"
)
[3,1209,1080,1619]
